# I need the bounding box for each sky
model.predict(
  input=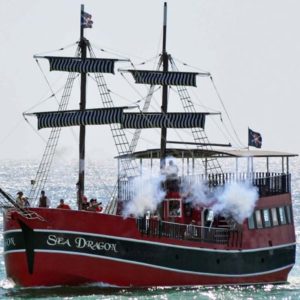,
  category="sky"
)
[1,0,300,162]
